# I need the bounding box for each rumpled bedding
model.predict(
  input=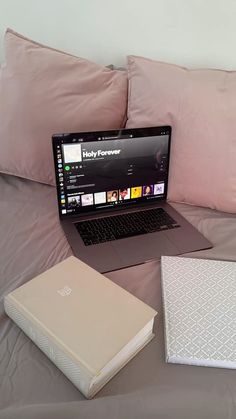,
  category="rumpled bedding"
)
[1,173,236,419]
